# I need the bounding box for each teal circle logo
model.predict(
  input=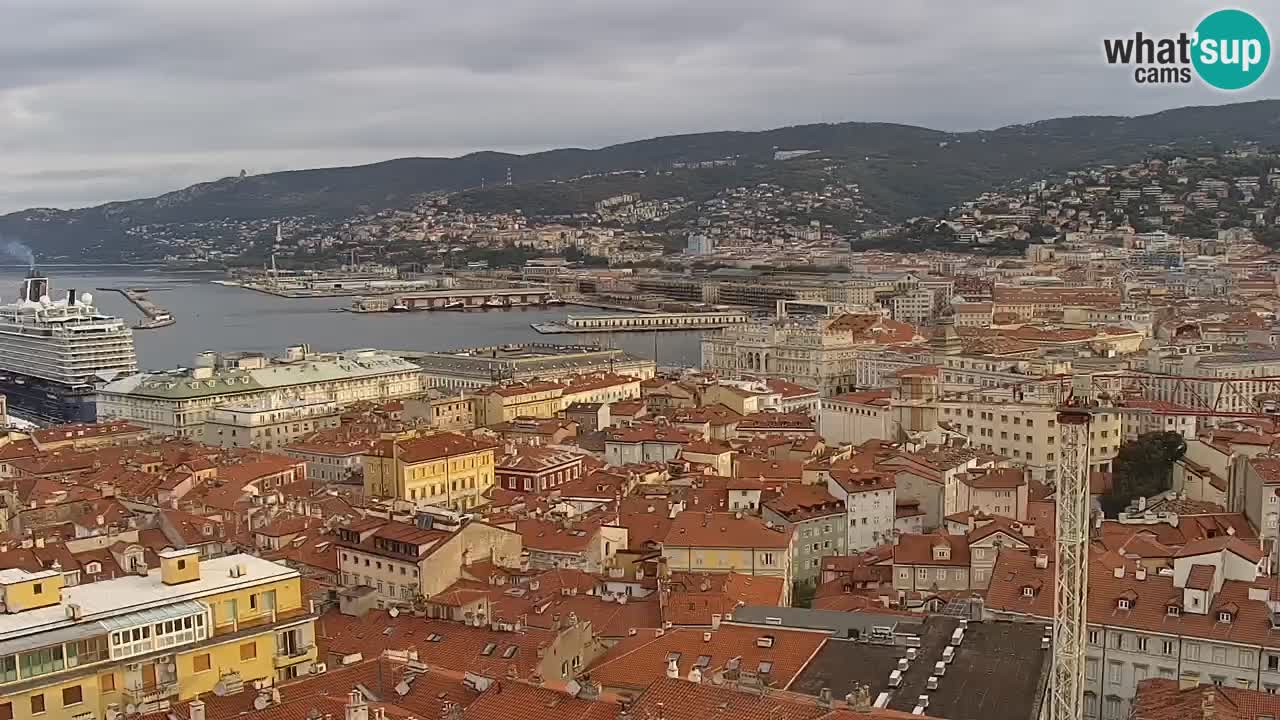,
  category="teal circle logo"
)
[1192,9,1270,90]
